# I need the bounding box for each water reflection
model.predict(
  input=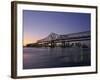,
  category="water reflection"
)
[23,47,90,69]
